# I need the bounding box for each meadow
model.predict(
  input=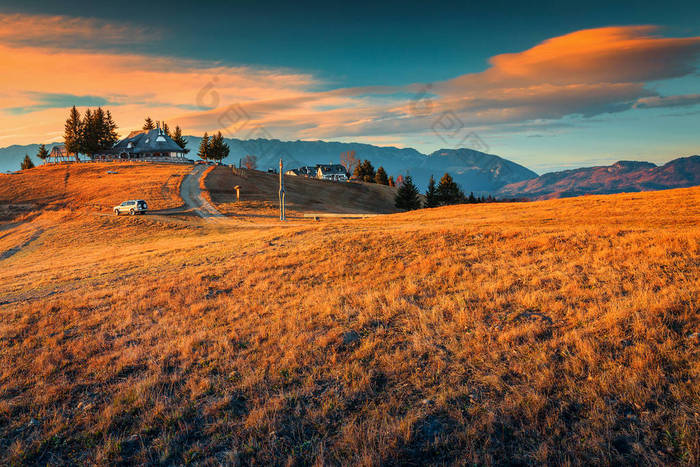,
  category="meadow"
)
[0,163,698,465]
